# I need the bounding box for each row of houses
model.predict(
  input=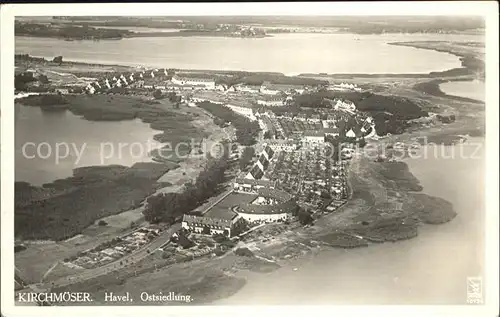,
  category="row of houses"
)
[85,69,218,94]
[244,145,275,180]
